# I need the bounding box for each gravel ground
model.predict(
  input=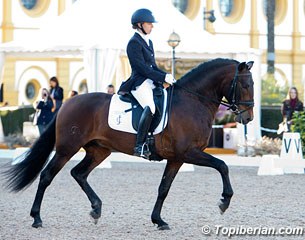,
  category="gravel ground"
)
[1,158,305,240]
